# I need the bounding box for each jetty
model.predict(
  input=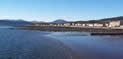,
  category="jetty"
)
[91,32,123,35]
